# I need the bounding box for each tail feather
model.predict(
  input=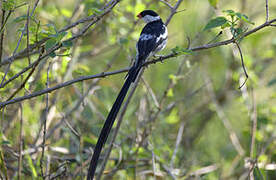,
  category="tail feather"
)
[87,66,141,180]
